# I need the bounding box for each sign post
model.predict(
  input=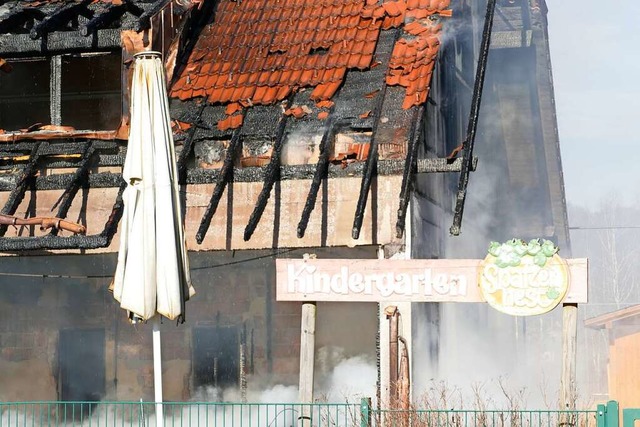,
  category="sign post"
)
[298,302,316,427]
[561,302,578,410]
